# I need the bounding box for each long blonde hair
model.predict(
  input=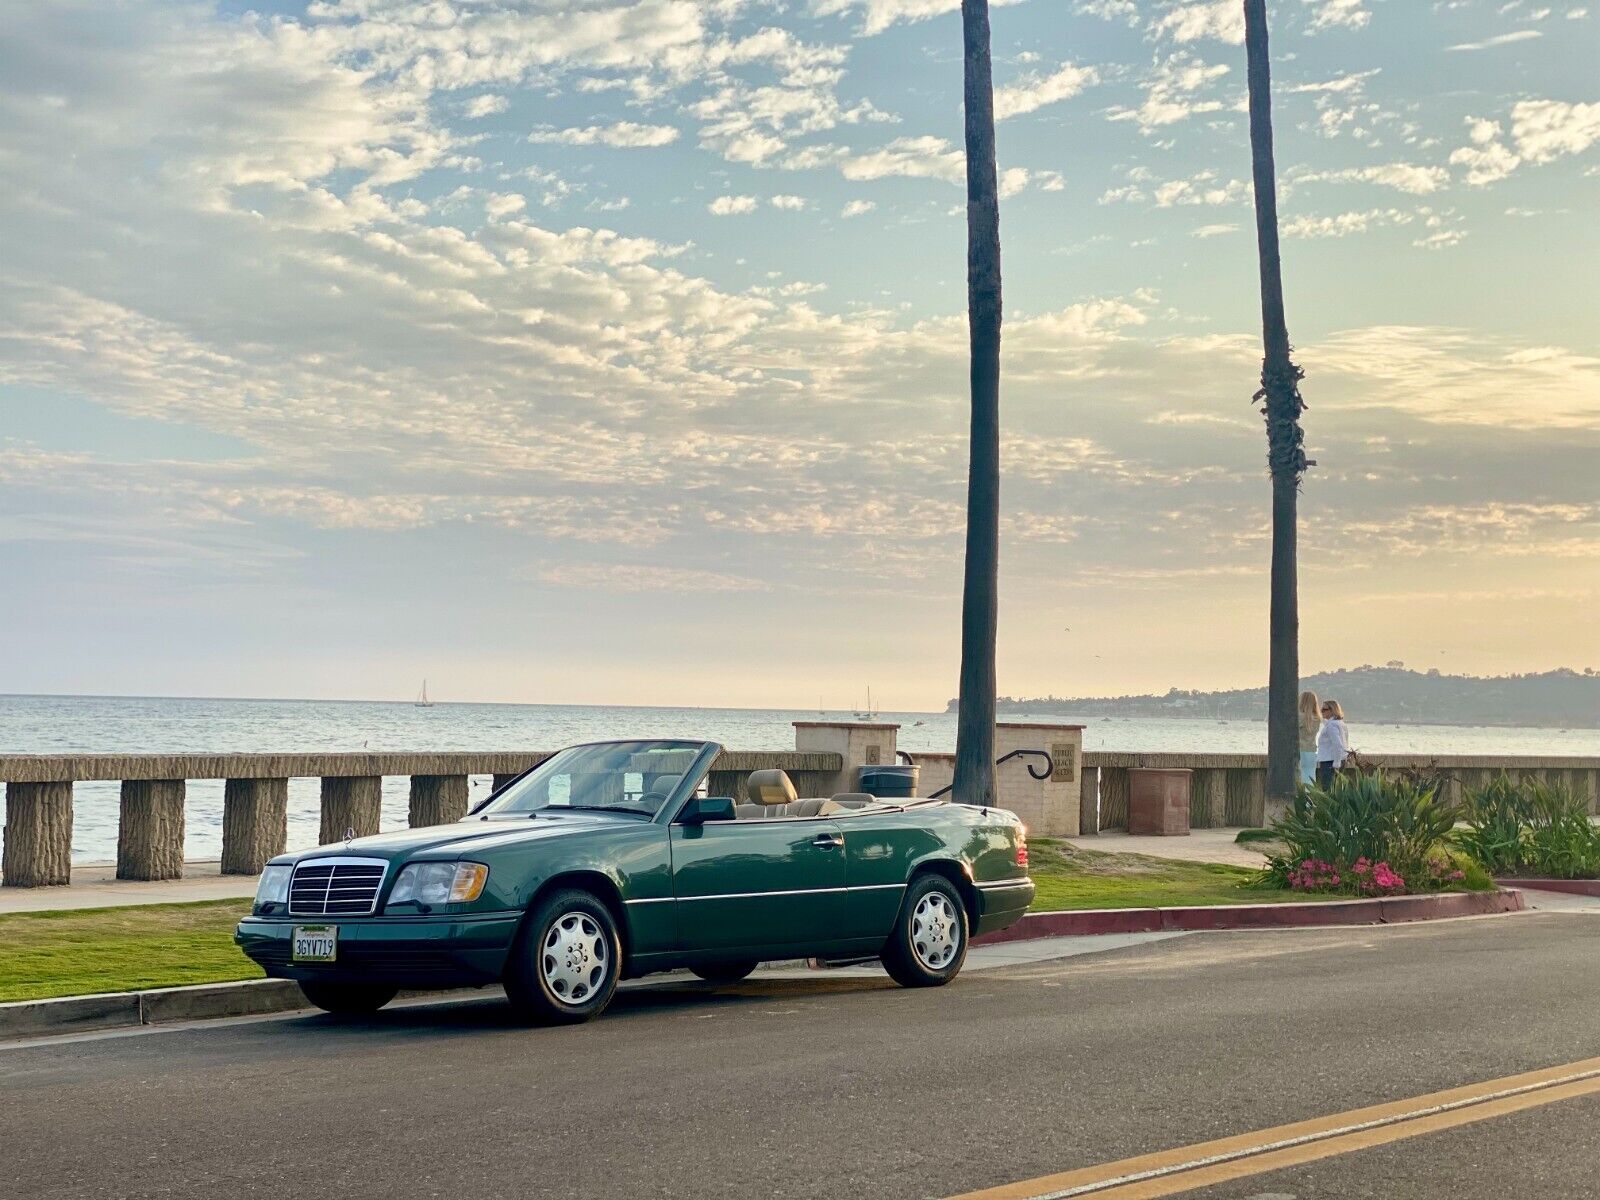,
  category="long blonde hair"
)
[1323,699,1346,721]
[1299,690,1320,721]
